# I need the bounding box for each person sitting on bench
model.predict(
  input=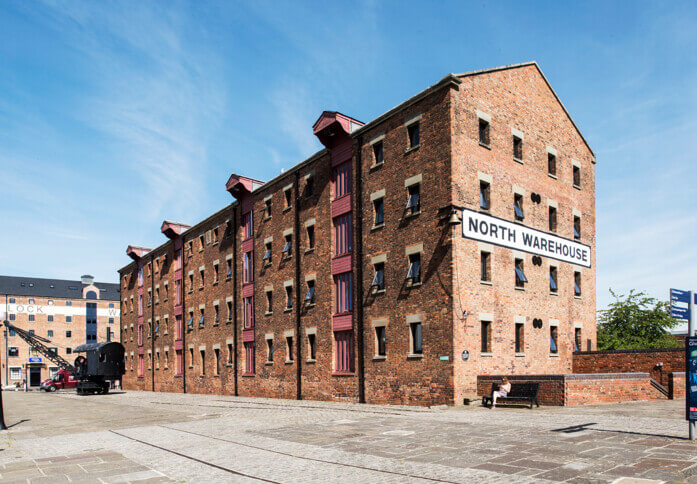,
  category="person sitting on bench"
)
[489,377,511,408]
